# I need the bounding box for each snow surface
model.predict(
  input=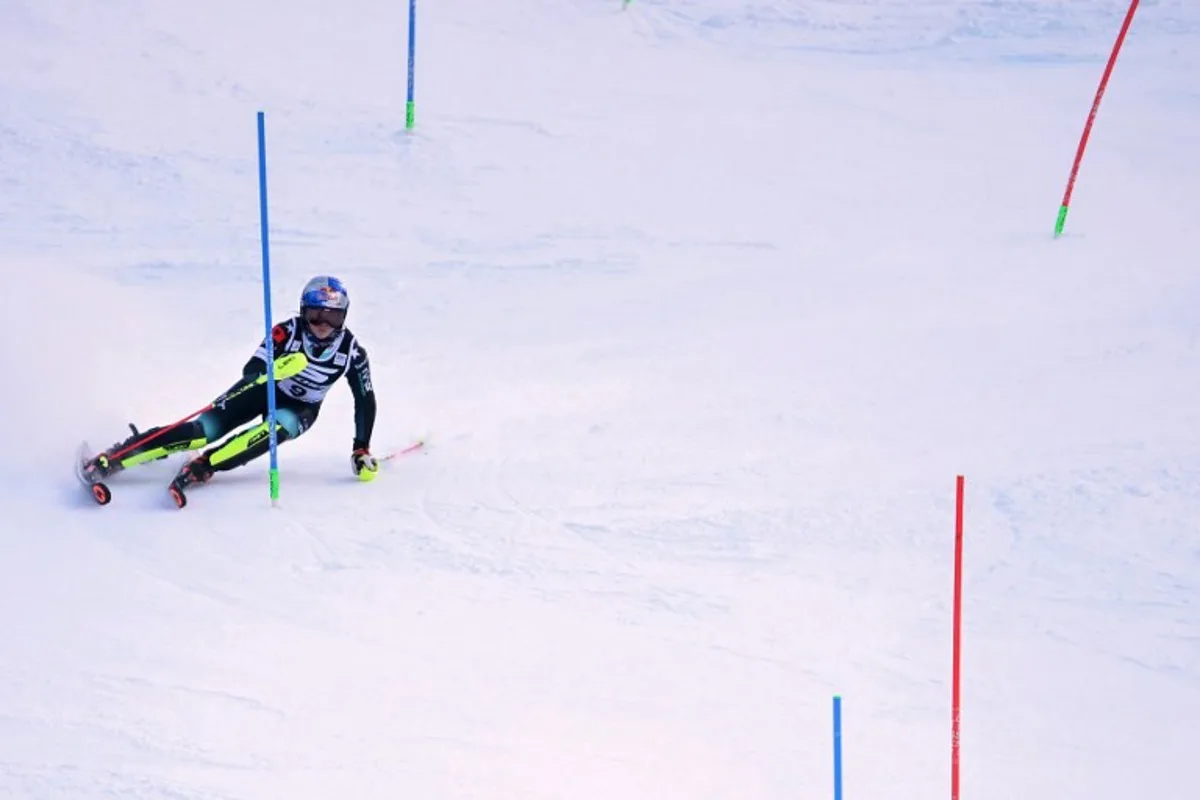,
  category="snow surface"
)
[2,1,1199,798]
